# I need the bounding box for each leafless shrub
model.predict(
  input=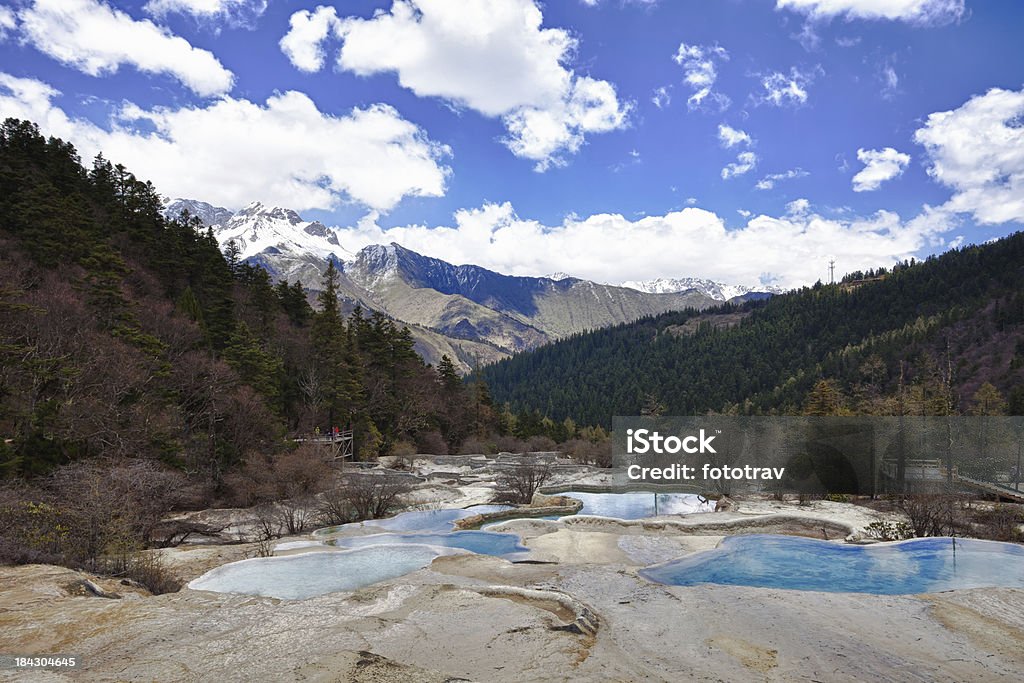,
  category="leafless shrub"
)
[316,488,353,526]
[527,435,557,452]
[494,455,552,505]
[249,504,281,558]
[458,436,494,455]
[225,444,333,508]
[897,491,967,537]
[416,431,448,455]
[46,459,184,571]
[334,473,413,521]
[495,435,528,453]
[561,439,612,468]
[119,552,182,595]
[970,504,1024,542]
[276,494,317,535]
